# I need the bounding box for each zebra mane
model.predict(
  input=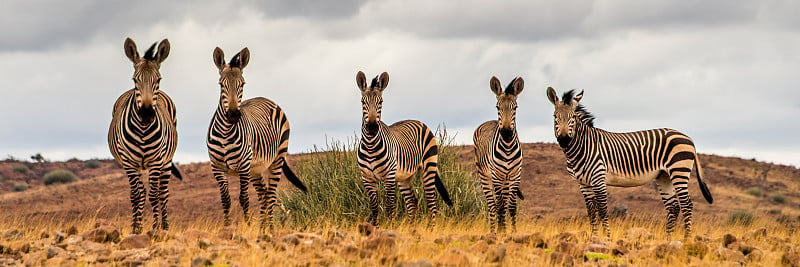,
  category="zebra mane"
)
[562,89,595,127]
[504,78,517,95]
[143,42,158,60]
[369,75,380,89]
[229,52,243,68]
